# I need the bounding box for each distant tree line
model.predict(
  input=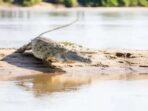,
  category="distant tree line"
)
[0,0,148,7]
